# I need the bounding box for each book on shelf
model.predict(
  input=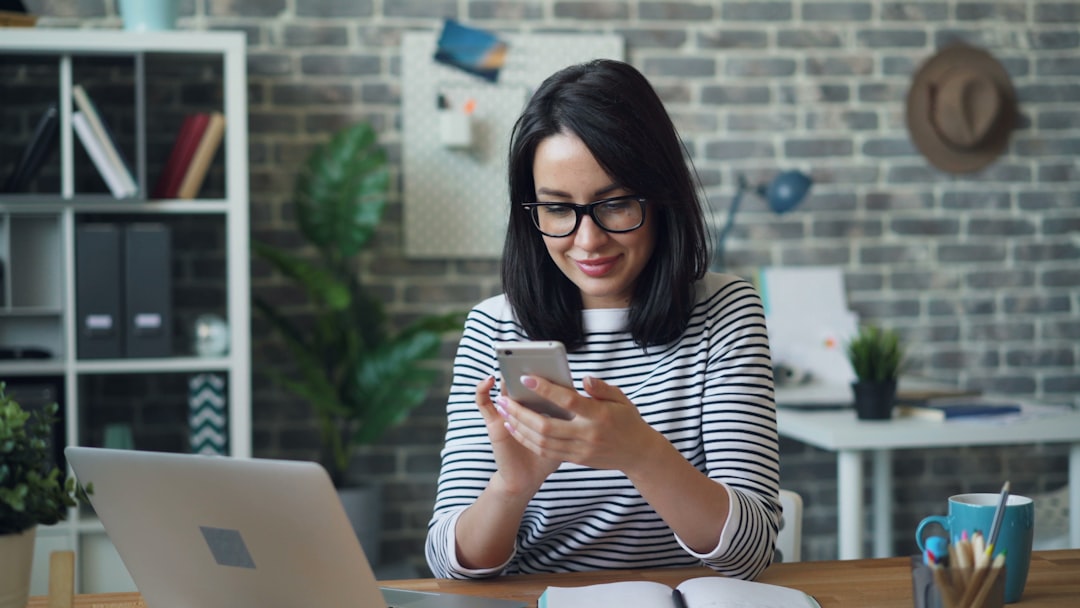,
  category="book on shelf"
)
[72,84,137,197]
[538,576,819,608]
[3,101,60,193]
[175,111,225,199]
[895,398,1023,421]
[152,112,212,199]
[73,111,133,198]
